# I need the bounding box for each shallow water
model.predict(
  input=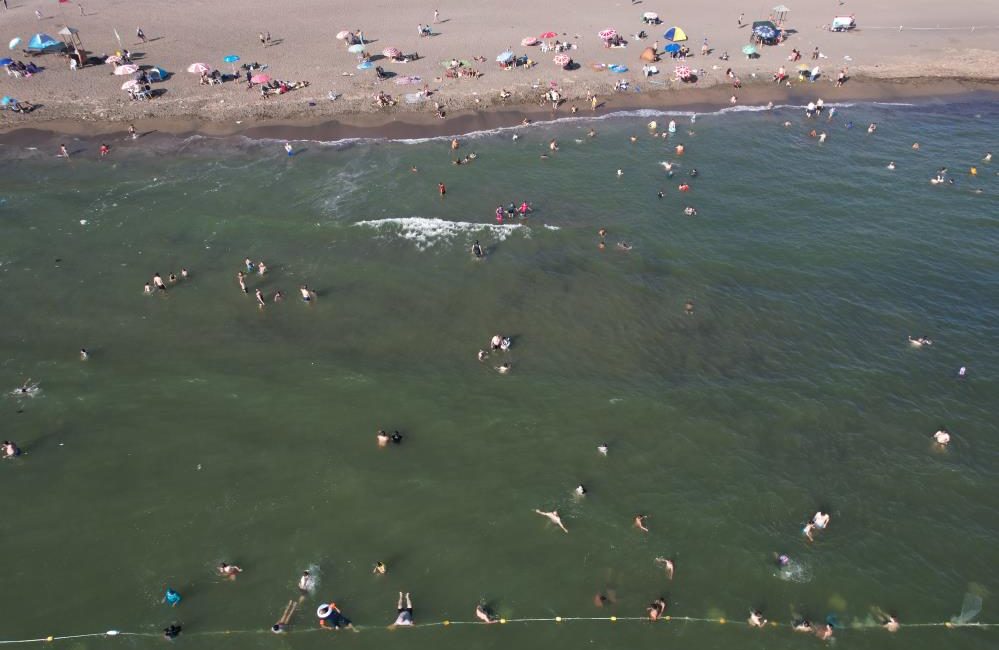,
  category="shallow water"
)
[0,99,997,649]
